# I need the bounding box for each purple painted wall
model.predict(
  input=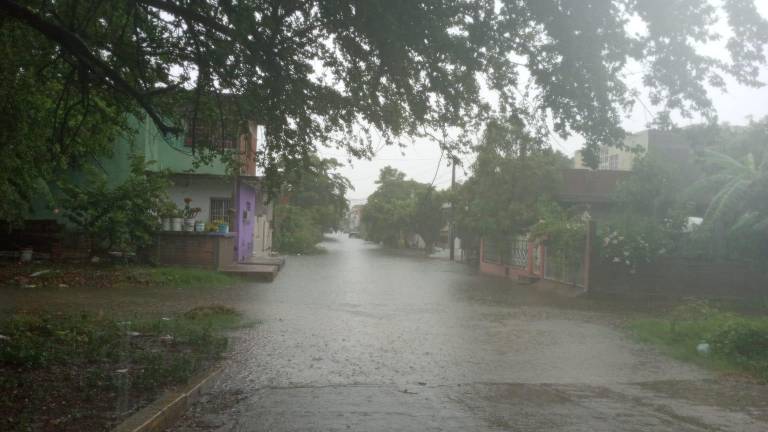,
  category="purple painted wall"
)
[235,179,257,262]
